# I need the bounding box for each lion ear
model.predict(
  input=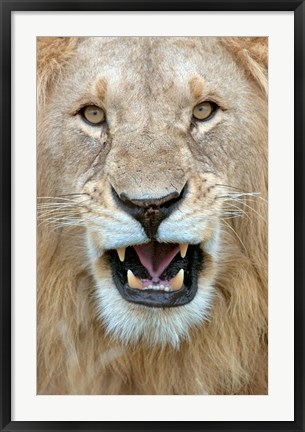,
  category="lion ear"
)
[222,37,268,95]
[37,37,79,107]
